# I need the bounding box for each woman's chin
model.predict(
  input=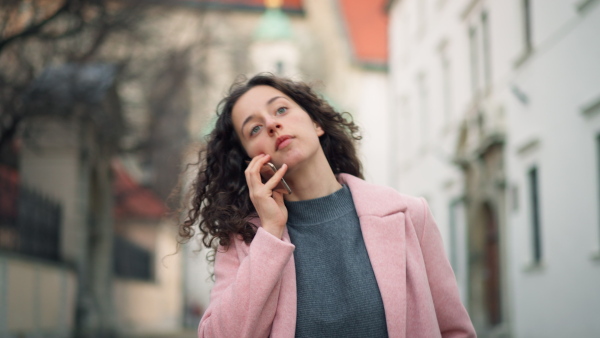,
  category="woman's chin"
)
[273,153,302,169]
[279,160,303,177]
